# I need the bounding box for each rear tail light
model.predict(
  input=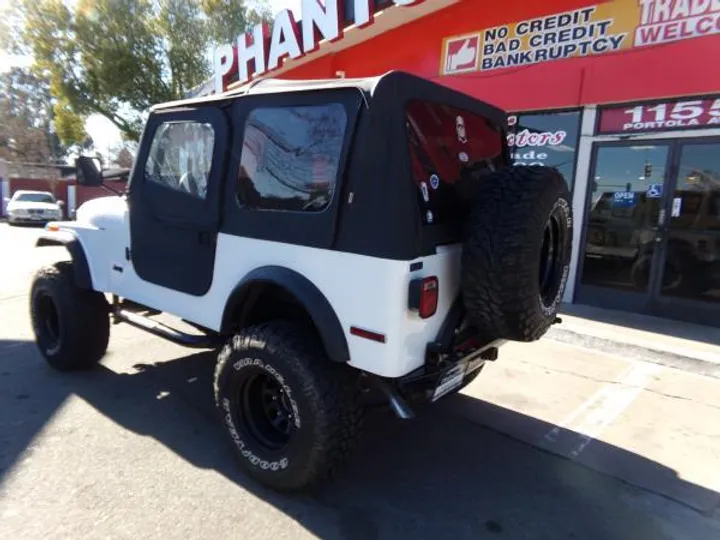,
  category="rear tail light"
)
[409,276,439,319]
